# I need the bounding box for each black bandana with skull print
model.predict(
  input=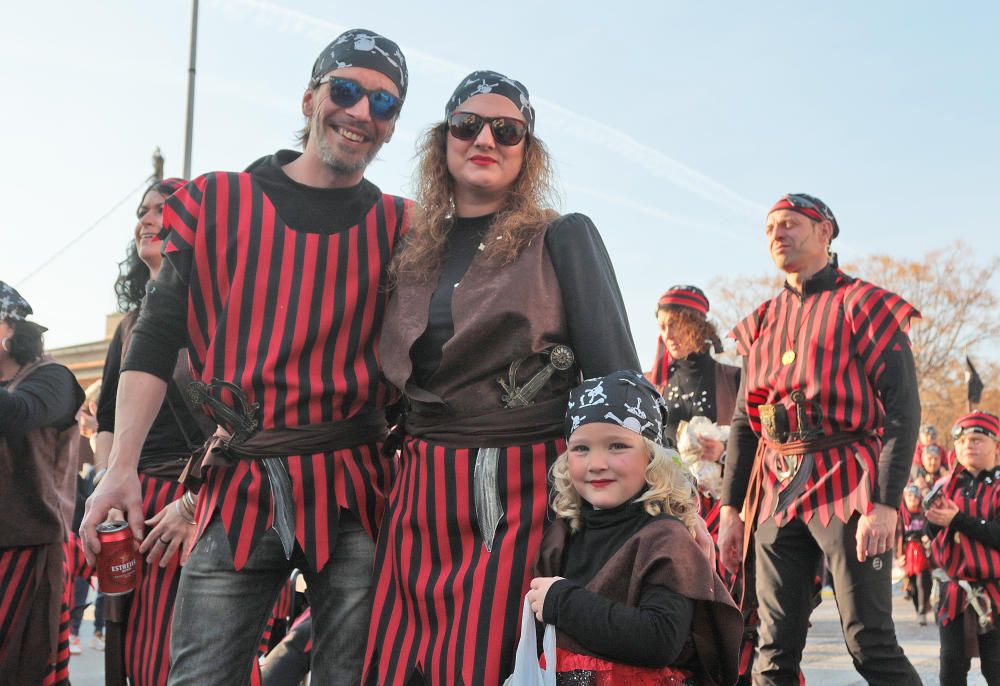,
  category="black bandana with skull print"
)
[0,281,34,323]
[565,370,668,446]
[311,28,408,100]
